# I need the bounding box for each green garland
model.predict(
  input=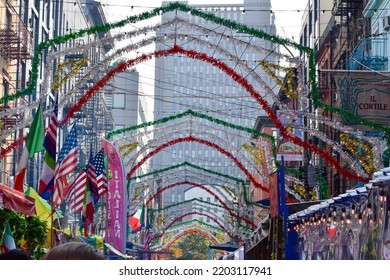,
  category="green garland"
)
[129,161,270,209]
[318,174,328,200]
[284,167,303,177]
[163,219,223,233]
[149,198,226,215]
[108,109,277,162]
